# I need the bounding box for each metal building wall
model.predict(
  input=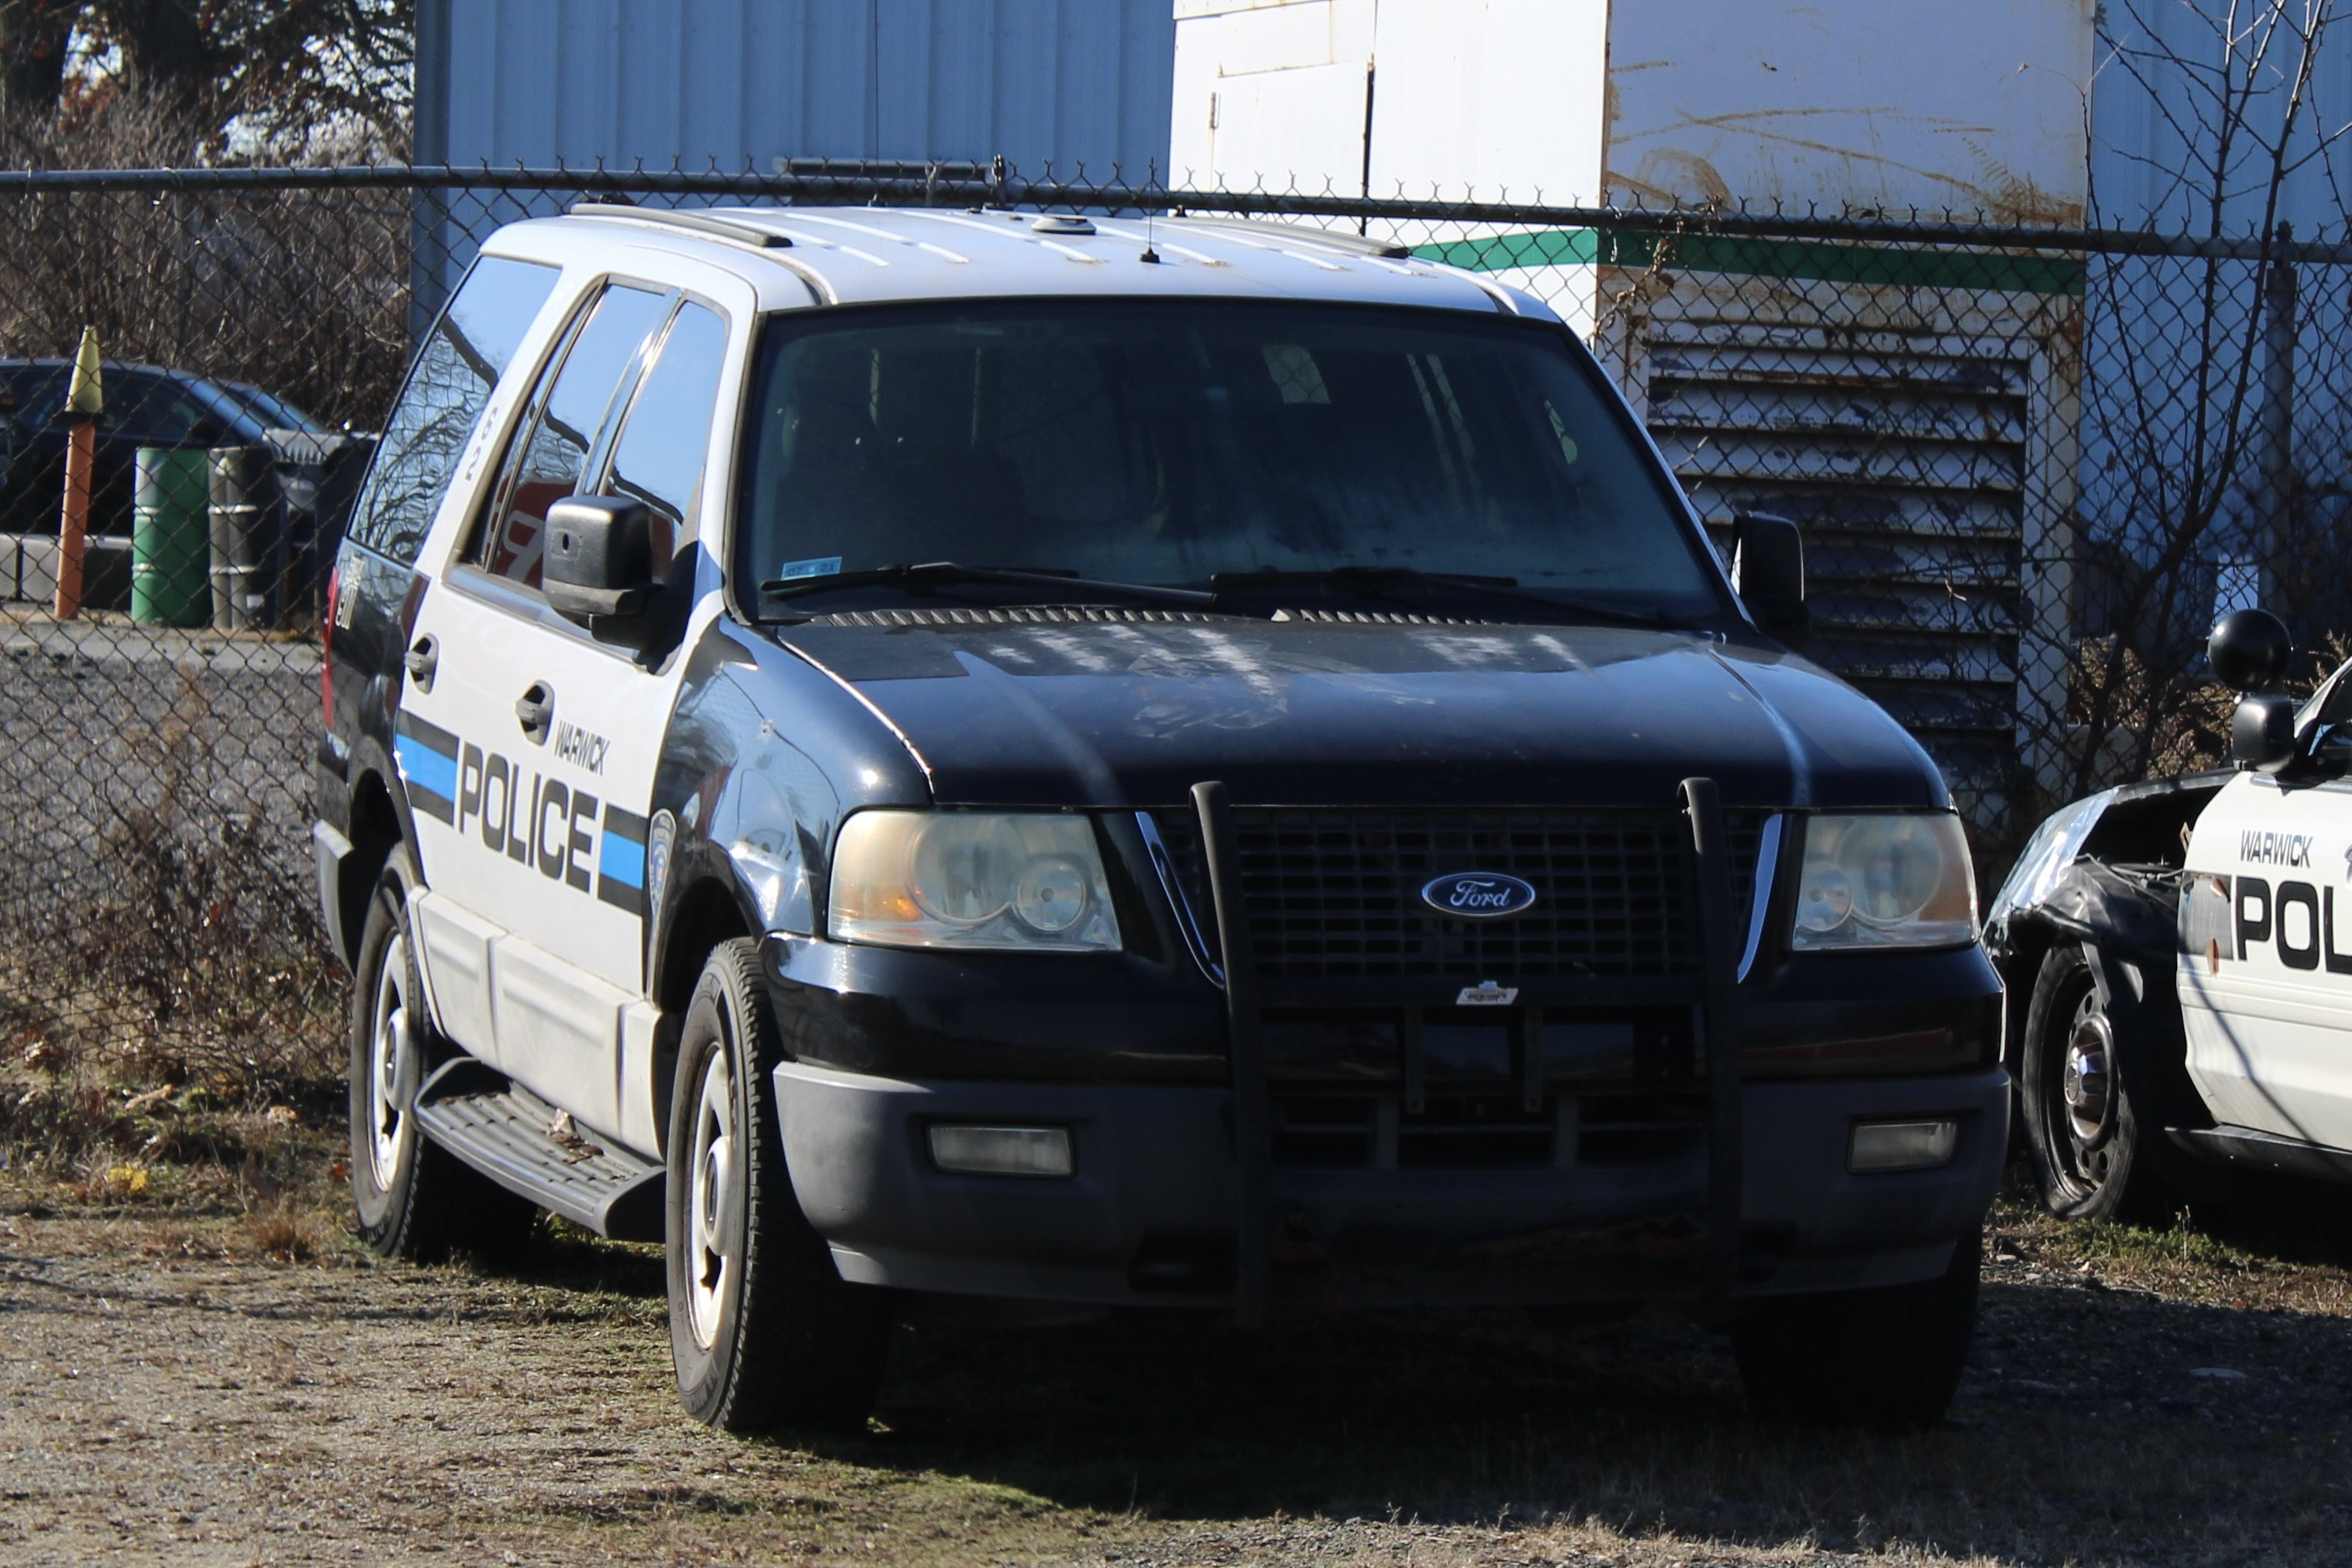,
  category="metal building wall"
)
[415,0,1176,176]
[2082,2,2352,643]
